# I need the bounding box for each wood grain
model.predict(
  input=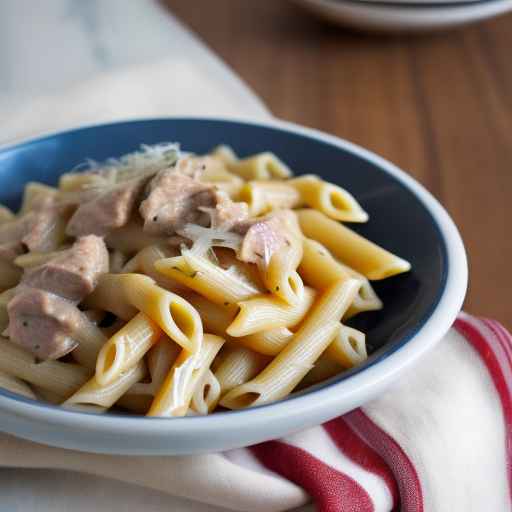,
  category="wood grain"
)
[164,0,512,327]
